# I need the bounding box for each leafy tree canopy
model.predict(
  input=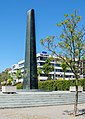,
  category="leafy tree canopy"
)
[42,57,54,75]
[16,69,22,79]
